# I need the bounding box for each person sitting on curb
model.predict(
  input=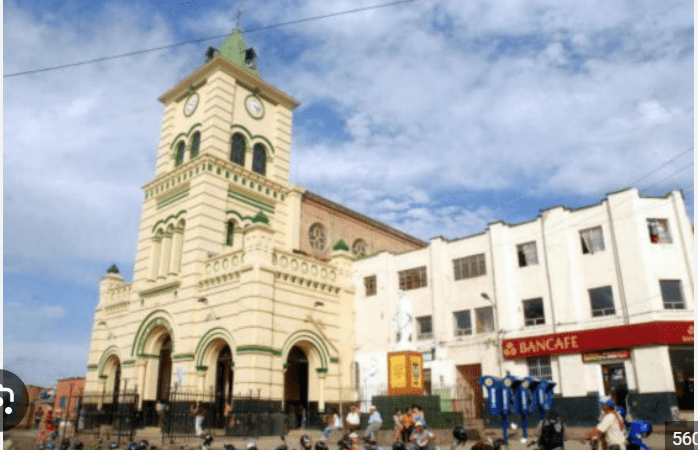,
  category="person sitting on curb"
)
[364,405,383,443]
[410,421,436,450]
